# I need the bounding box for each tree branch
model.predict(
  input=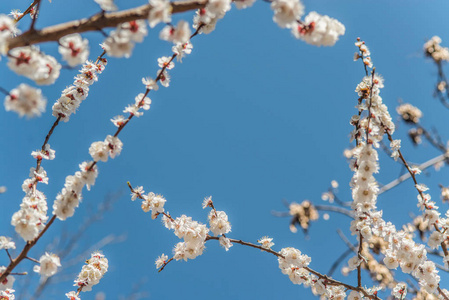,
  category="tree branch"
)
[7,0,208,50]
